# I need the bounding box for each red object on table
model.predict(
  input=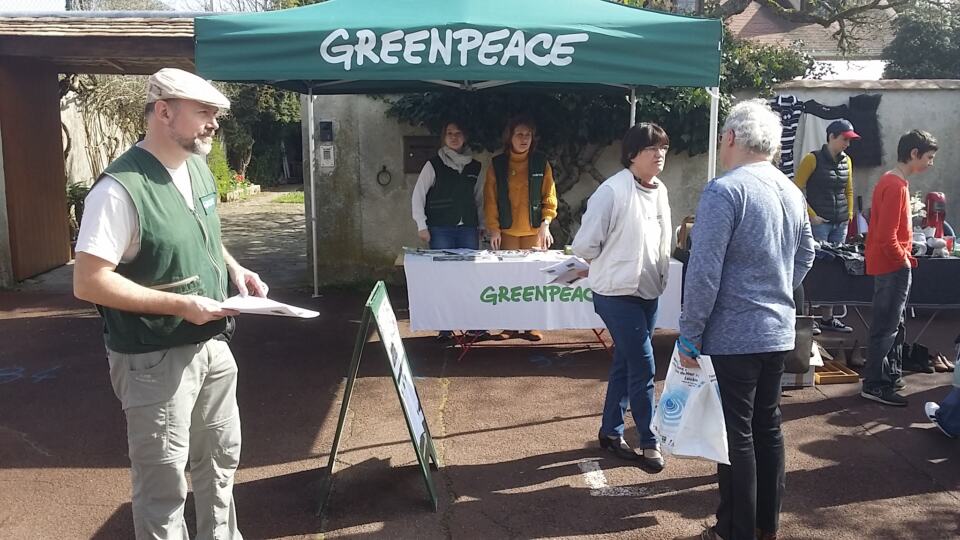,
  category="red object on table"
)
[923,191,947,238]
